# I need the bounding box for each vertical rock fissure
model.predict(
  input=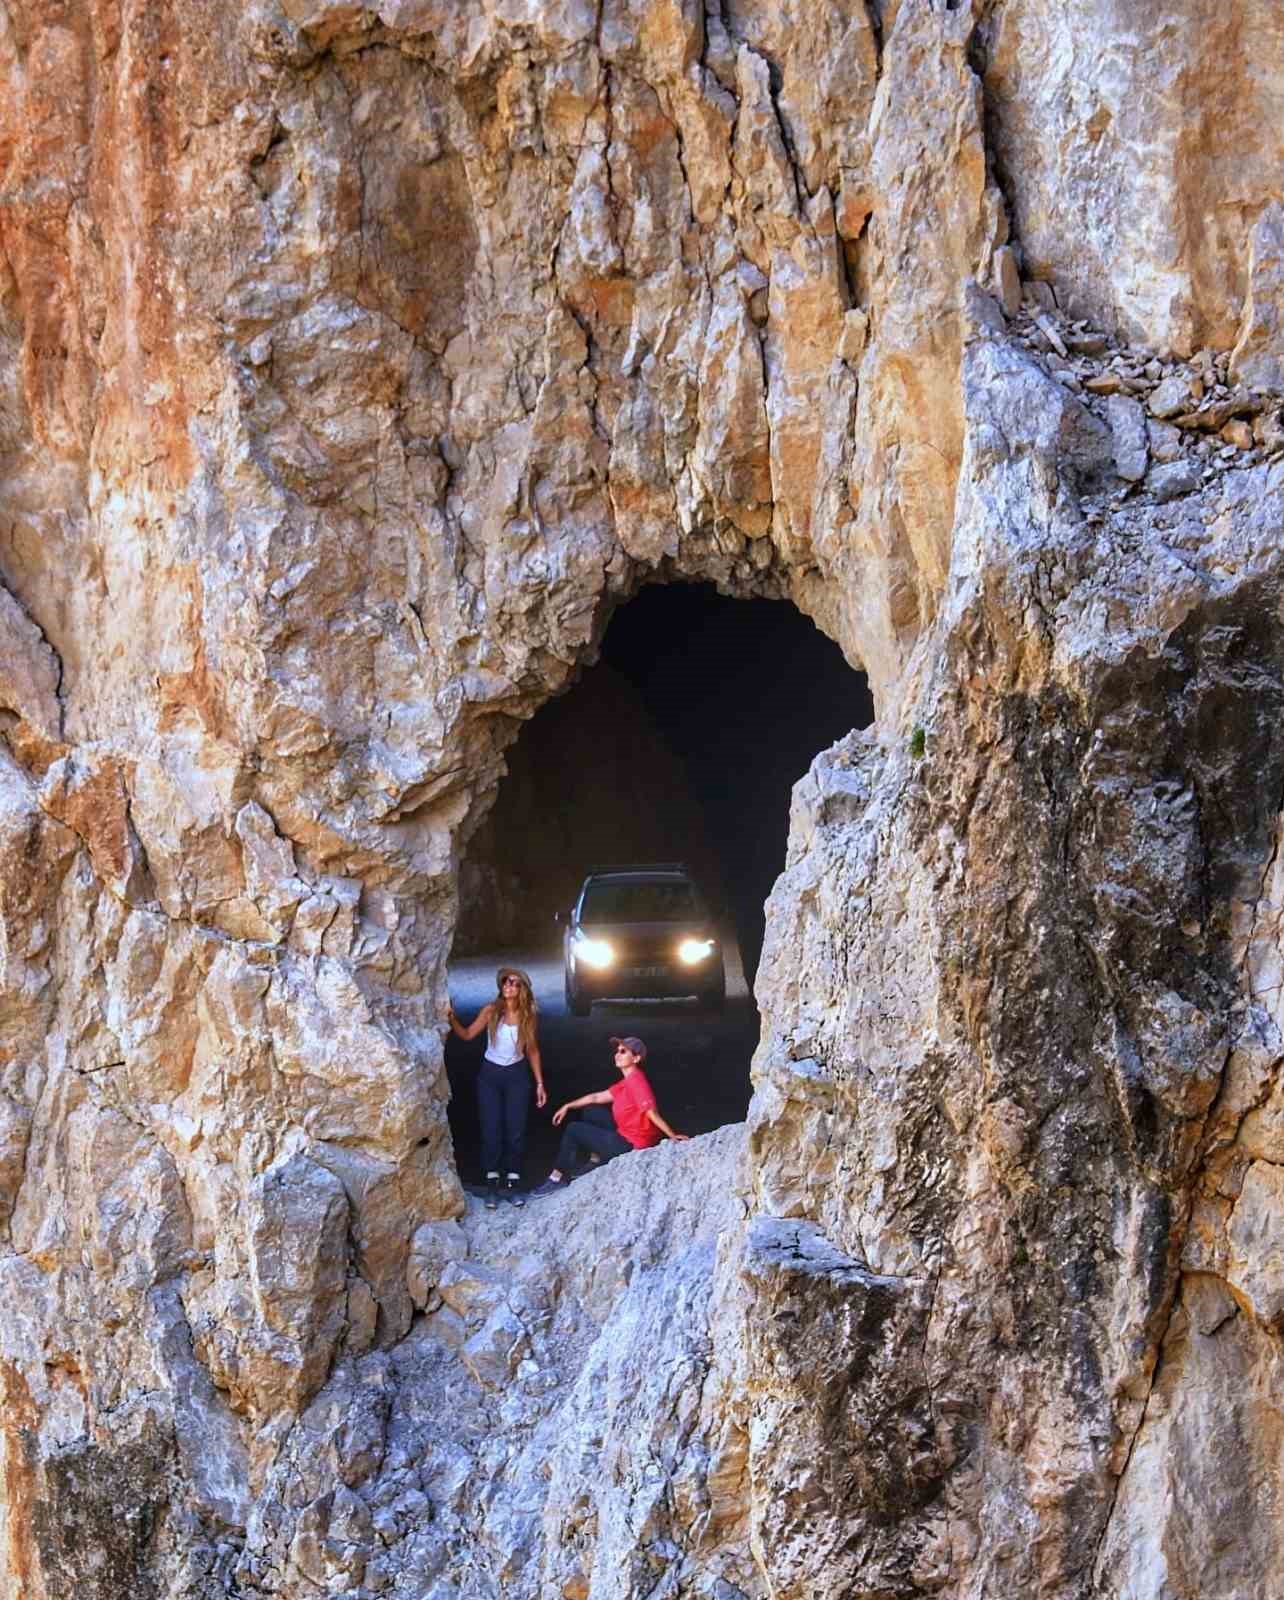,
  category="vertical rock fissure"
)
[1089,1278,1181,1588]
